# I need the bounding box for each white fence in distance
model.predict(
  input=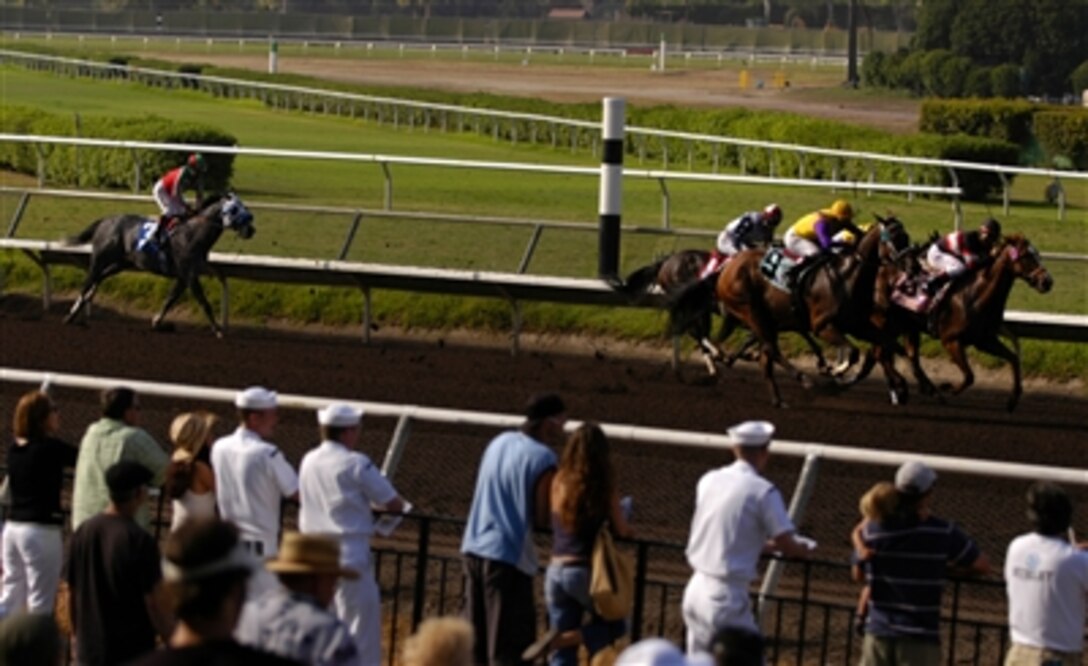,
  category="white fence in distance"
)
[3,48,1084,220]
